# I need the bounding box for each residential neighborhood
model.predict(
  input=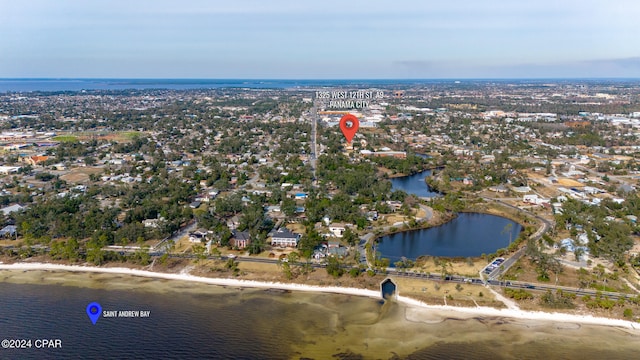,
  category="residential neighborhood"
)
[1,81,640,321]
